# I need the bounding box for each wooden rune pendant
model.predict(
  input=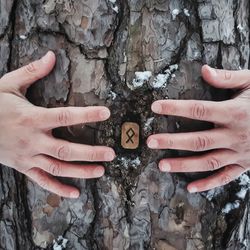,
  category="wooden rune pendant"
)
[121,122,140,150]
